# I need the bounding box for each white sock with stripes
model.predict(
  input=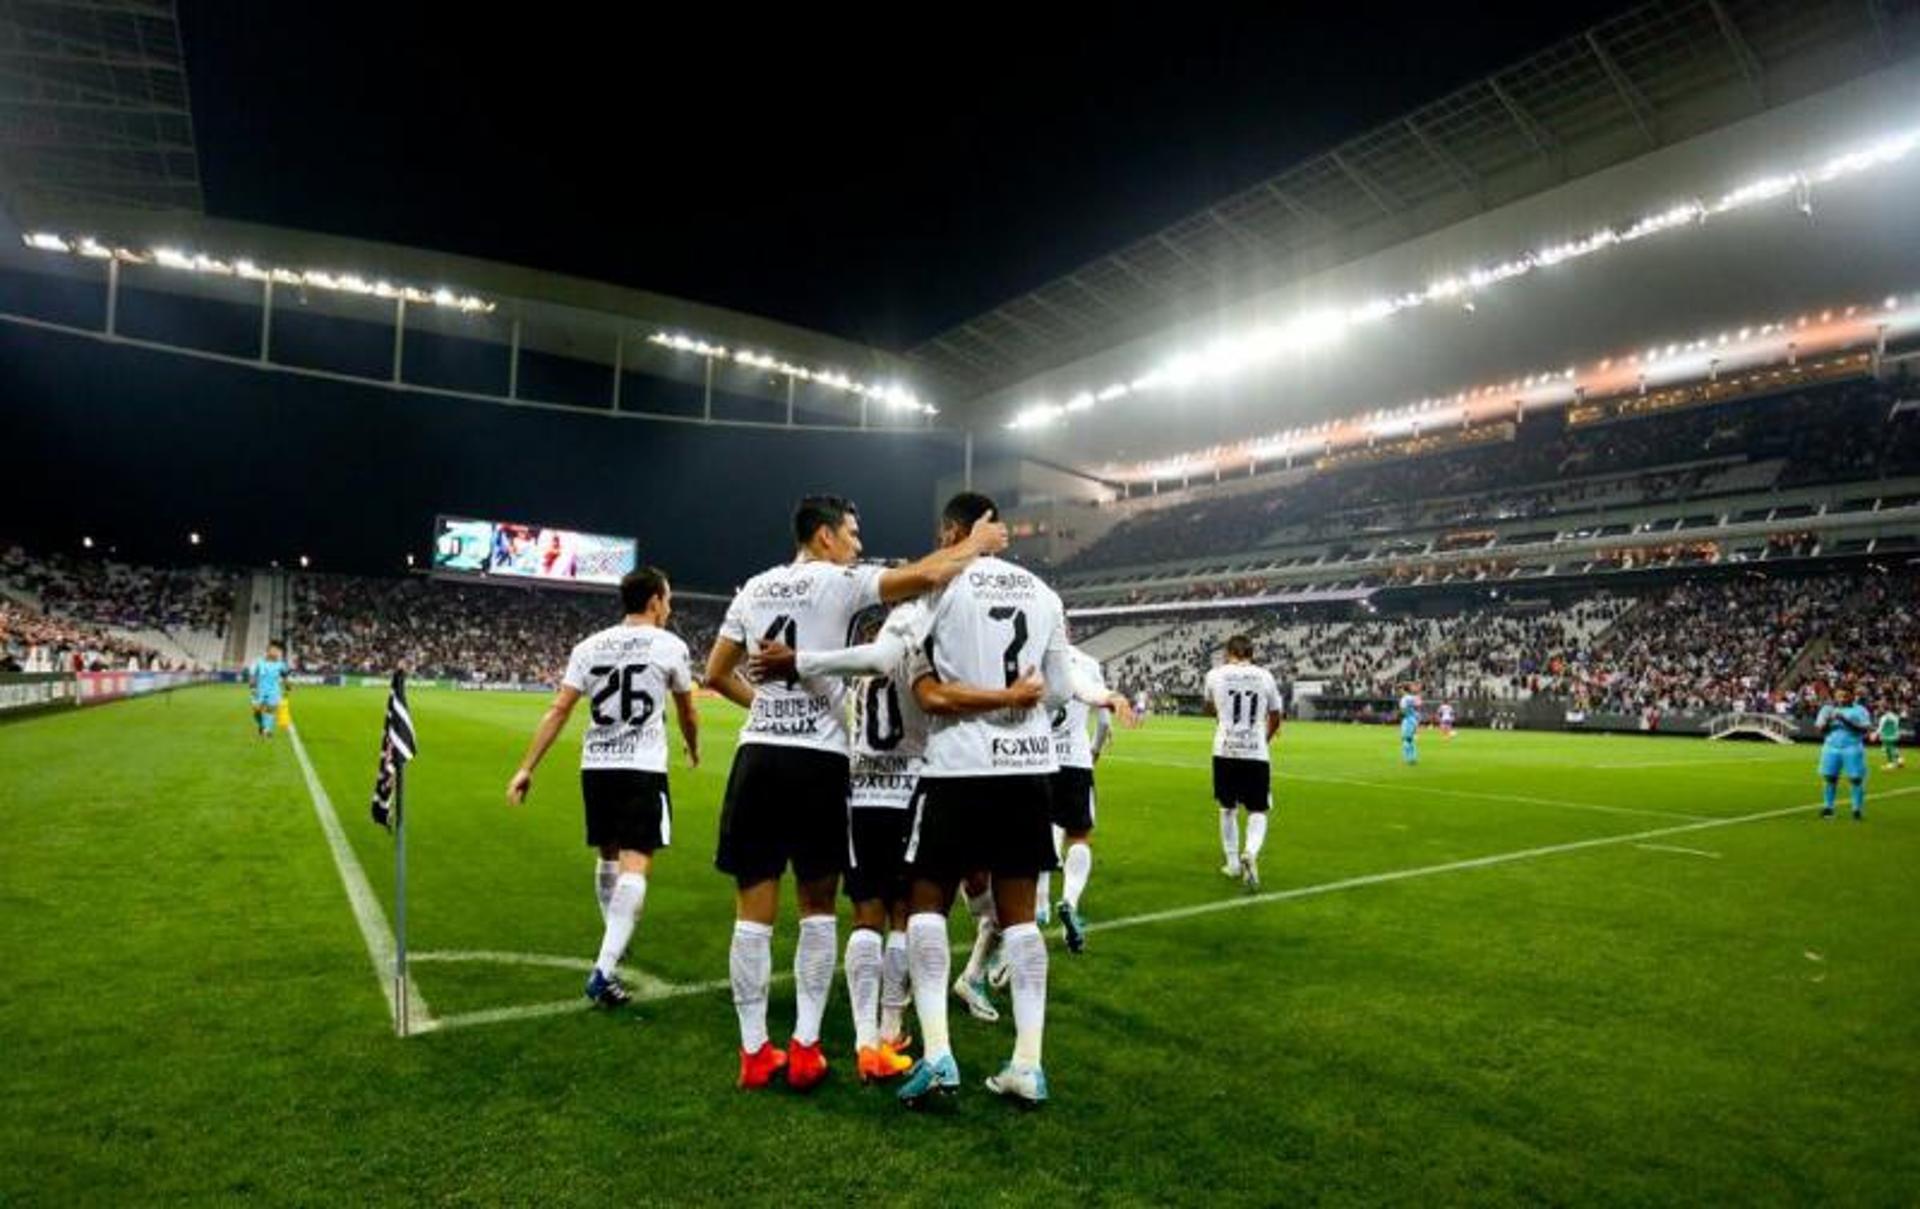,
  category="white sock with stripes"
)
[908,912,953,1063]
[845,927,883,1050]
[594,858,619,920]
[880,929,911,1039]
[729,920,773,1052]
[791,914,837,1046]
[1003,921,1048,1067]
